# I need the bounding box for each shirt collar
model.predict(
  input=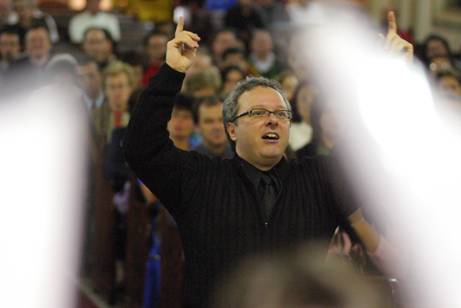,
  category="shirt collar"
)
[236,155,264,188]
[234,154,287,188]
[83,91,105,110]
